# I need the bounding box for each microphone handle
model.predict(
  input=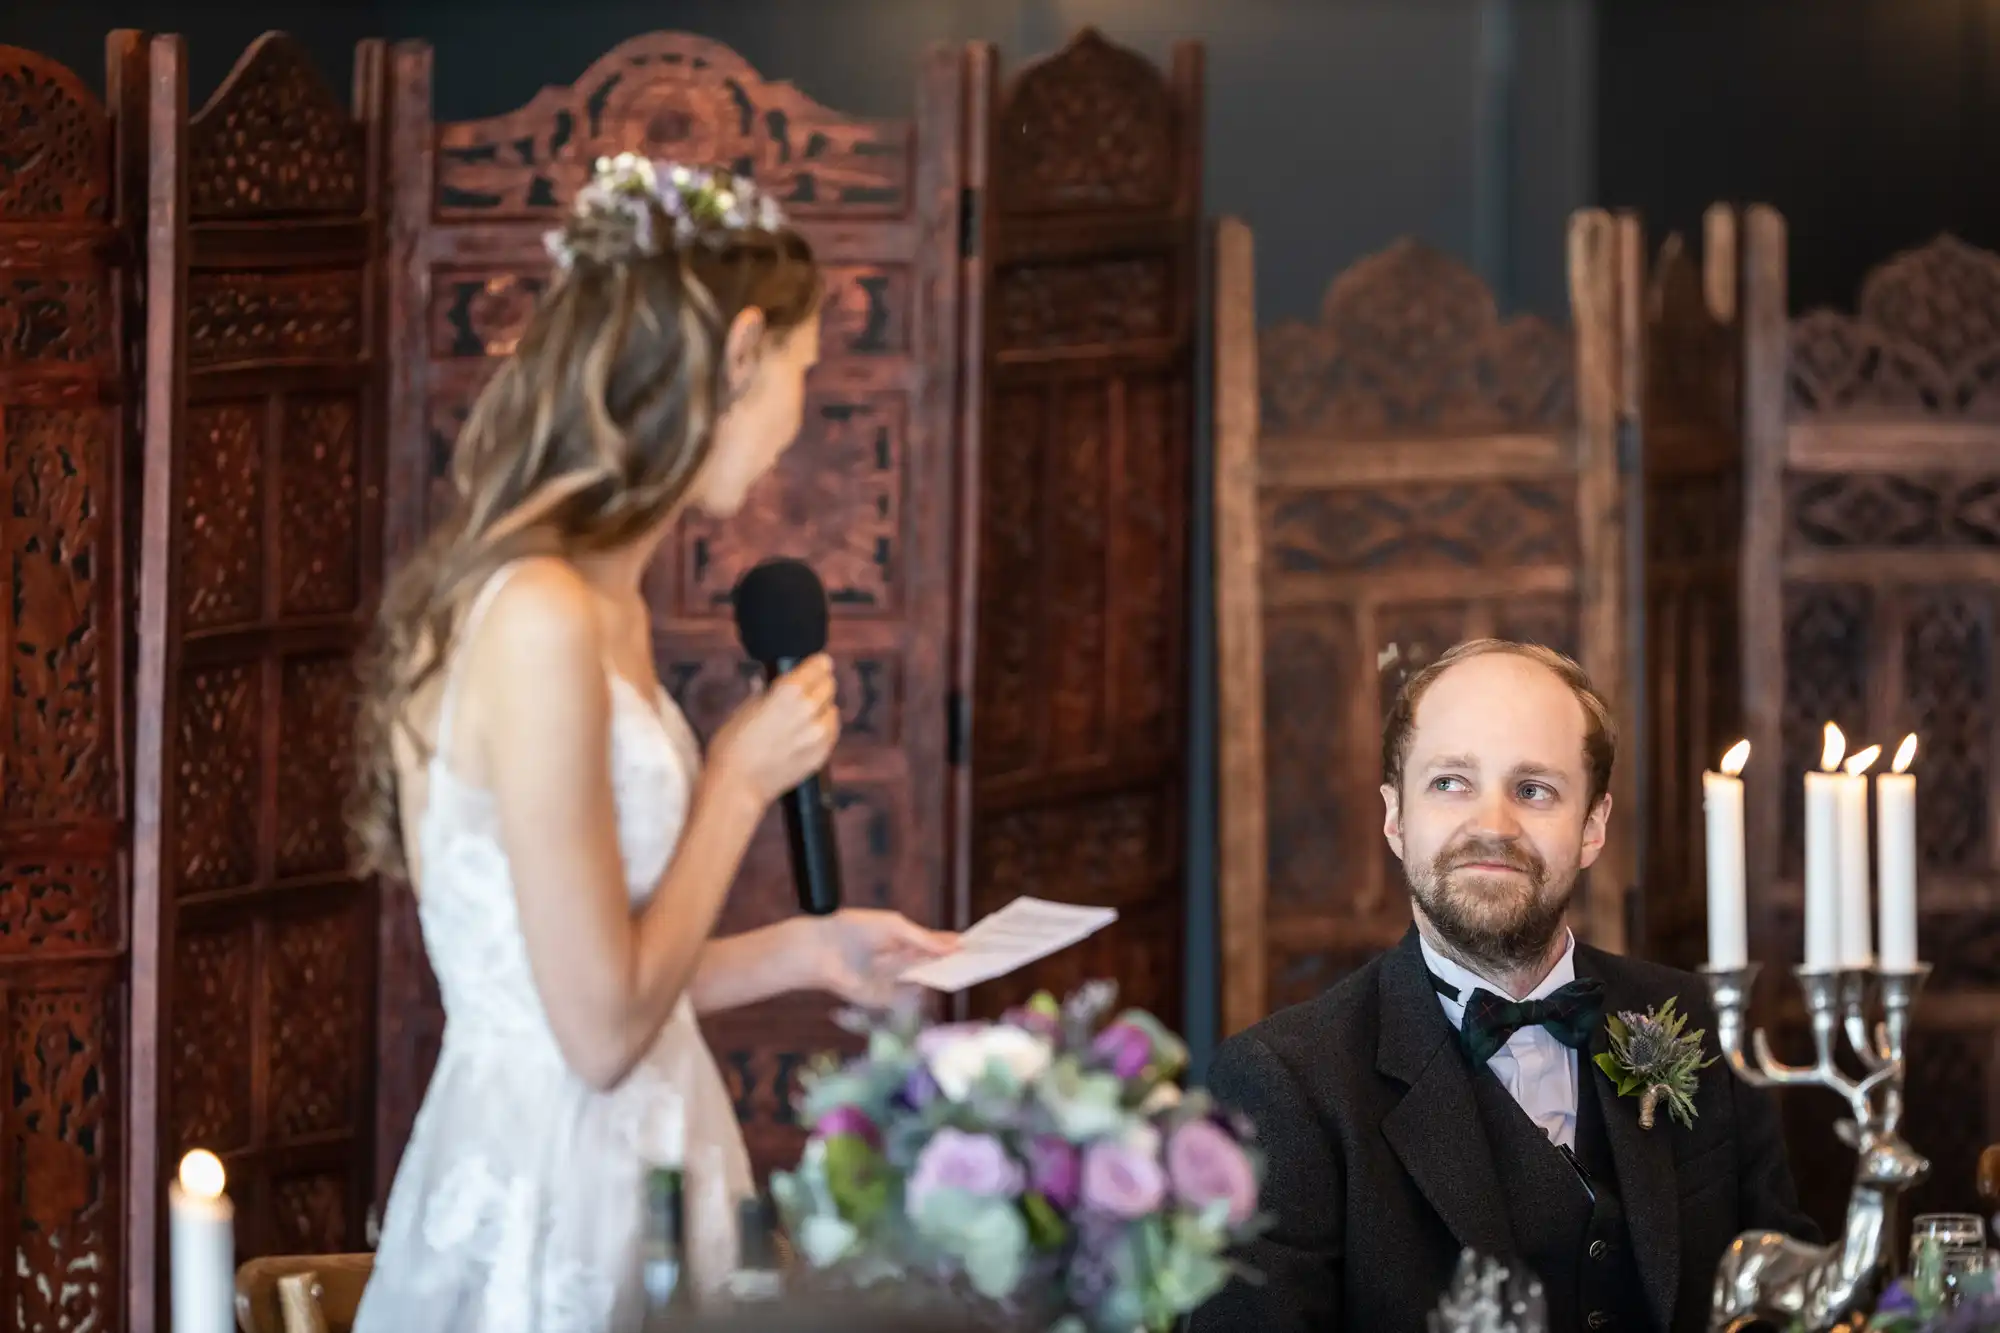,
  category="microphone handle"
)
[765,656,843,917]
